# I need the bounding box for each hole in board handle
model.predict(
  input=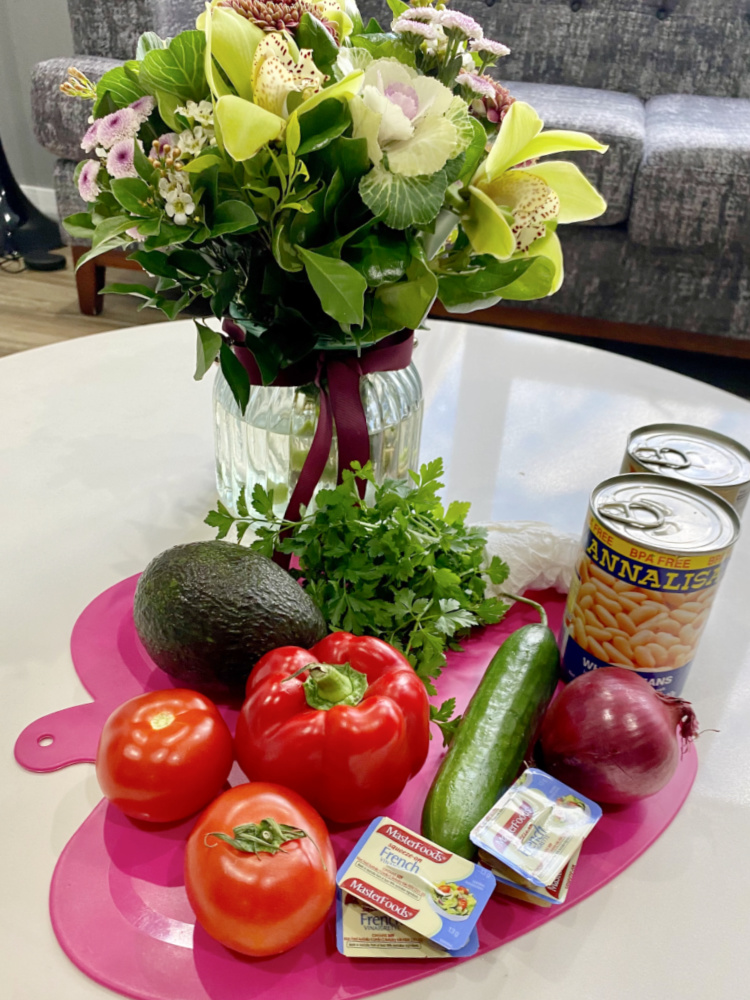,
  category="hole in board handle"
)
[37,735,55,747]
